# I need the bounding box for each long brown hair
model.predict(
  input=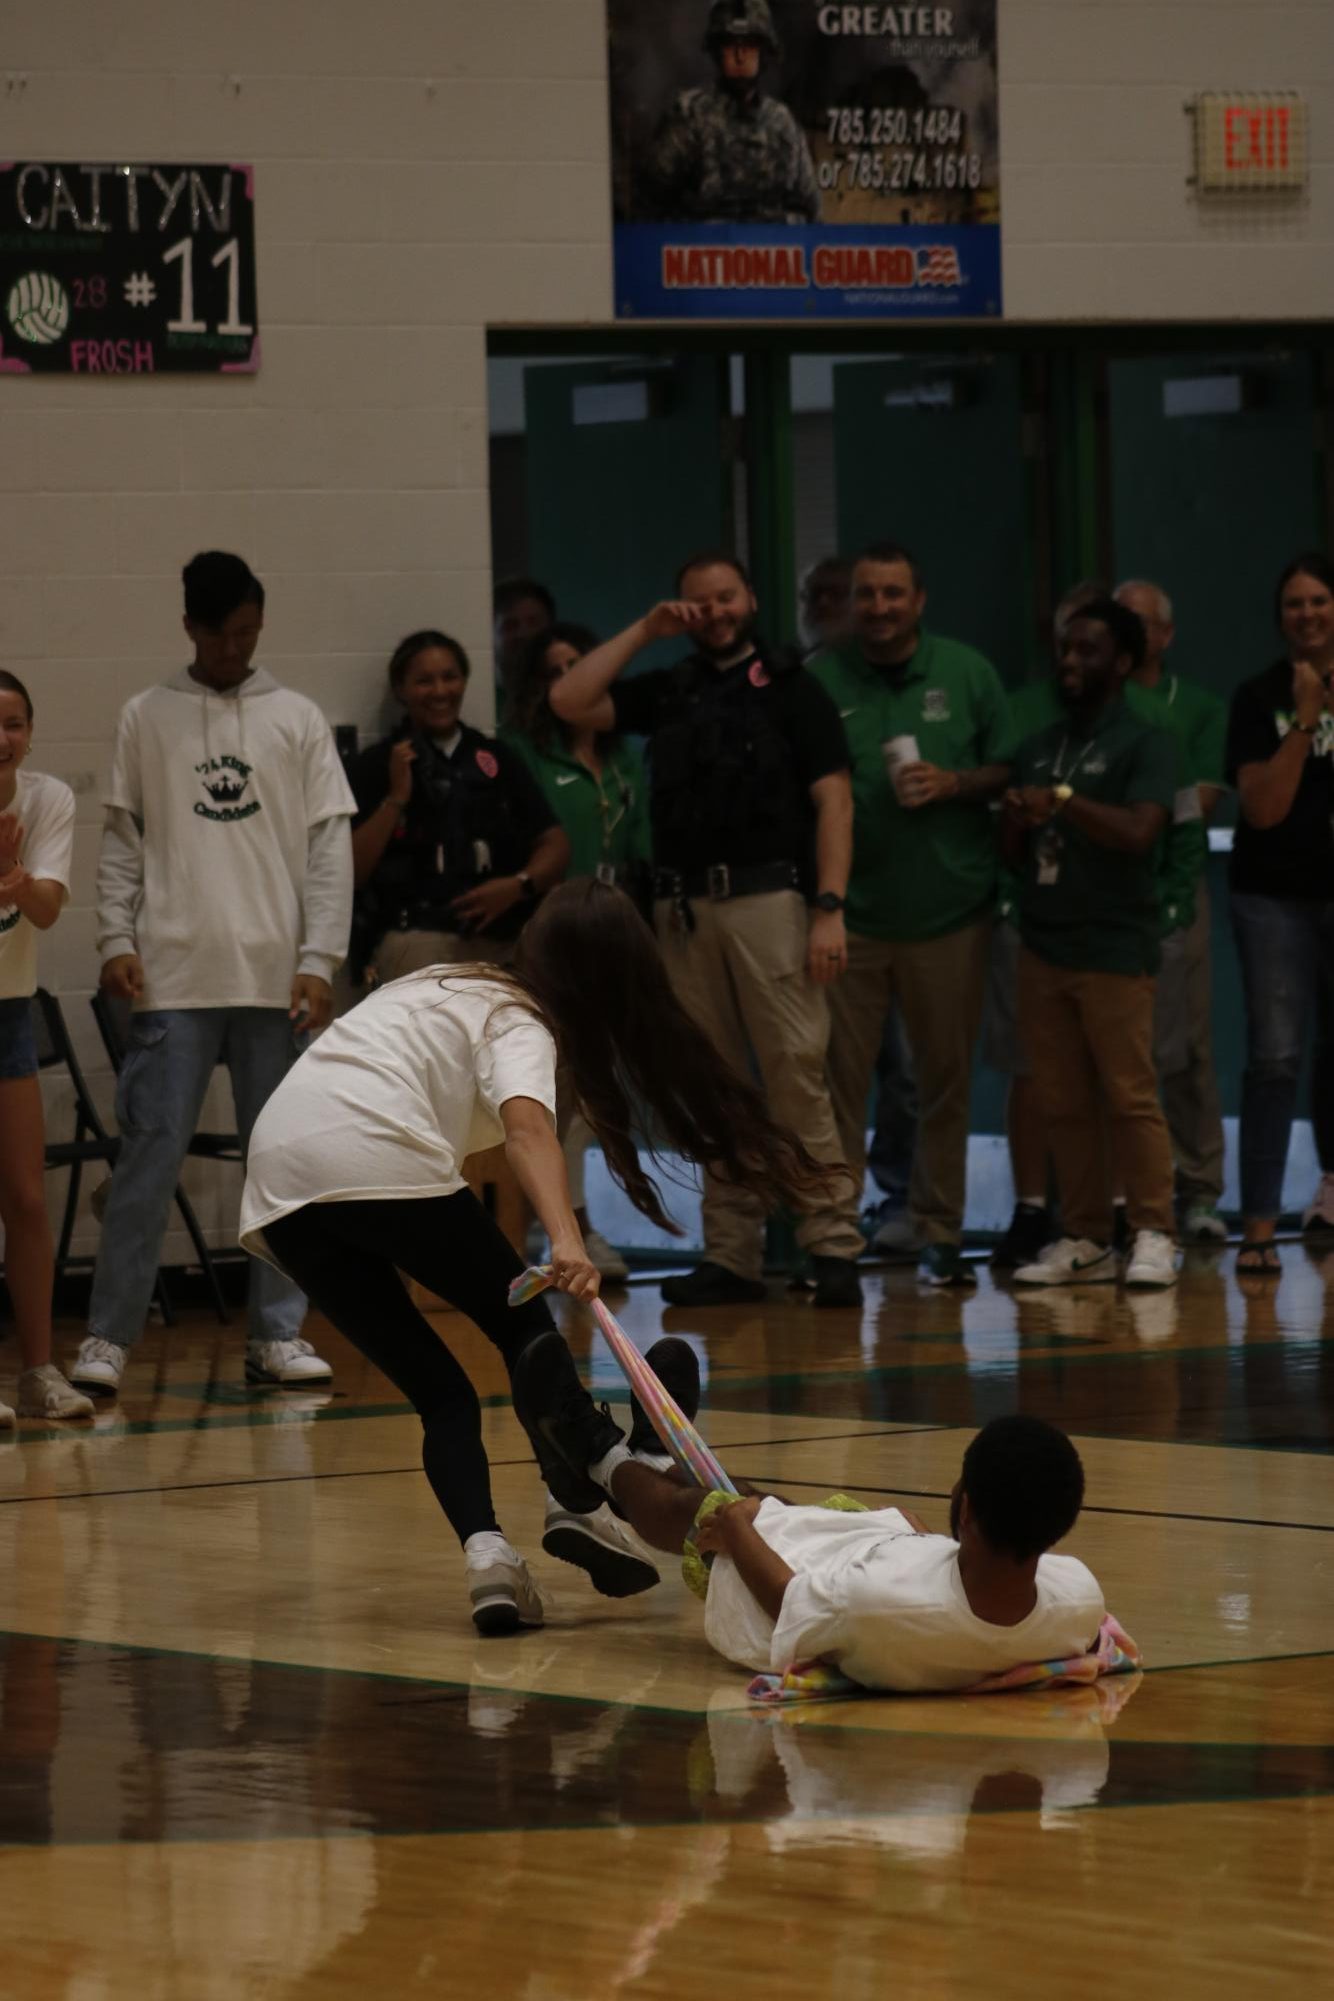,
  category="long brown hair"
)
[430,880,844,1233]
